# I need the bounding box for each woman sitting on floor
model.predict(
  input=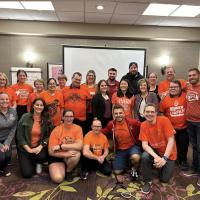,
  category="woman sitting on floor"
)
[48,109,83,183]
[16,98,53,178]
[0,92,17,177]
